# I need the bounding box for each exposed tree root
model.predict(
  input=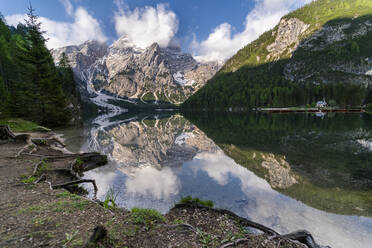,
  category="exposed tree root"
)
[33,173,46,184]
[32,161,44,177]
[175,202,328,248]
[0,125,16,140]
[174,202,278,235]
[15,143,33,158]
[270,230,331,248]
[220,238,250,248]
